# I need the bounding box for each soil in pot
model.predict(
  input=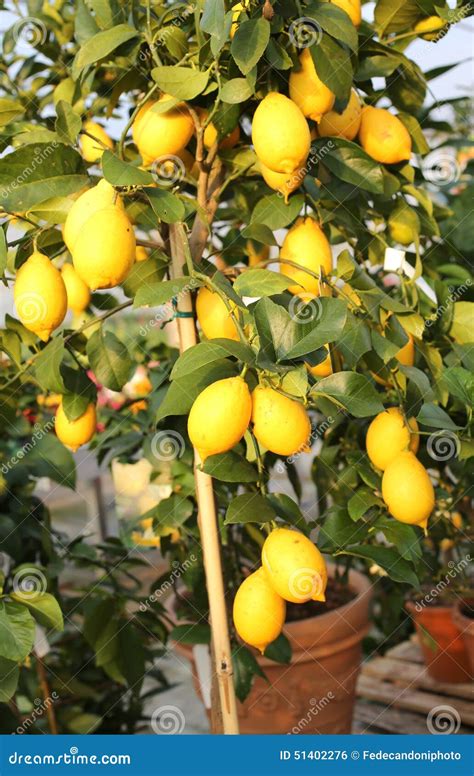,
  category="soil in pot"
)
[406,600,471,683]
[173,567,372,734]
